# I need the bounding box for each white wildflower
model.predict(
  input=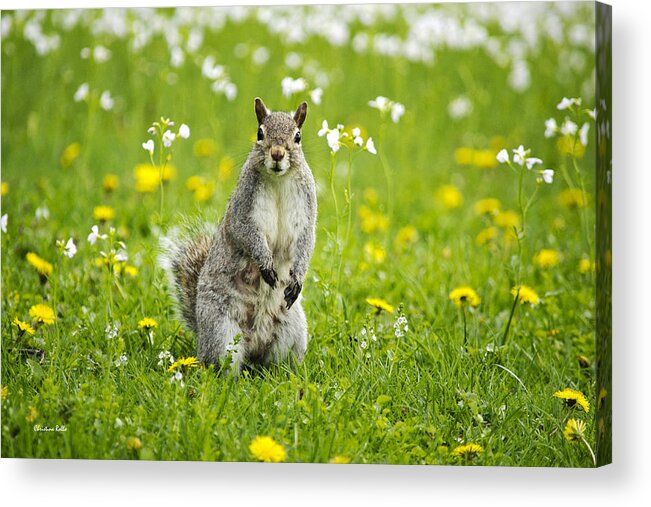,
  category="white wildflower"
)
[63,238,77,258]
[93,45,111,63]
[352,128,363,146]
[368,96,390,111]
[525,157,543,170]
[114,250,128,263]
[390,102,405,123]
[360,340,368,350]
[496,149,509,164]
[0,214,6,233]
[587,109,597,120]
[561,120,578,136]
[74,82,89,102]
[35,206,50,221]
[557,97,581,110]
[448,96,473,119]
[252,46,270,65]
[542,169,554,184]
[579,123,590,146]
[178,124,190,139]
[114,354,127,367]
[162,130,176,148]
[87,225,107,245]
[105,322,120,340]
[365,137,377,155]
[512,145,528,166]
[158,350,174,367]
[142,139,154,155]
[281,76,307,98]
[310,87,323,105]
[317,120,330,137]
[326,128,340,153]
[100,90,114,111]
[544,118,558,138]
